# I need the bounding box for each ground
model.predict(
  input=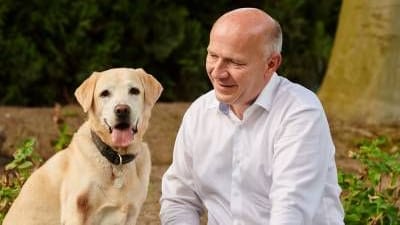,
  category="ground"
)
[0,103,399,224]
